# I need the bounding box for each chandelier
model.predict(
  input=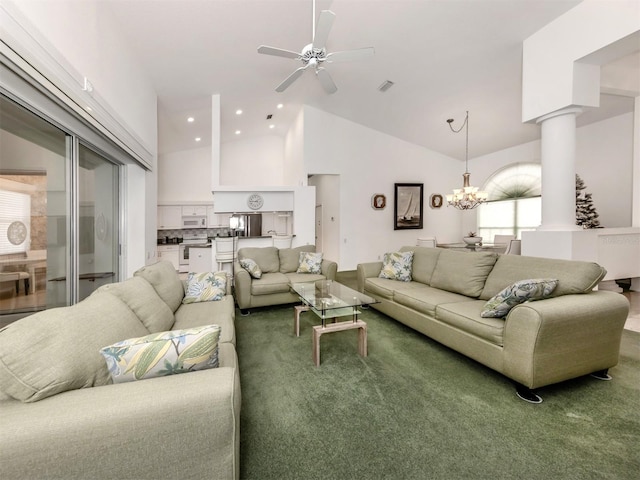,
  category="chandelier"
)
[445,111,488,210]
